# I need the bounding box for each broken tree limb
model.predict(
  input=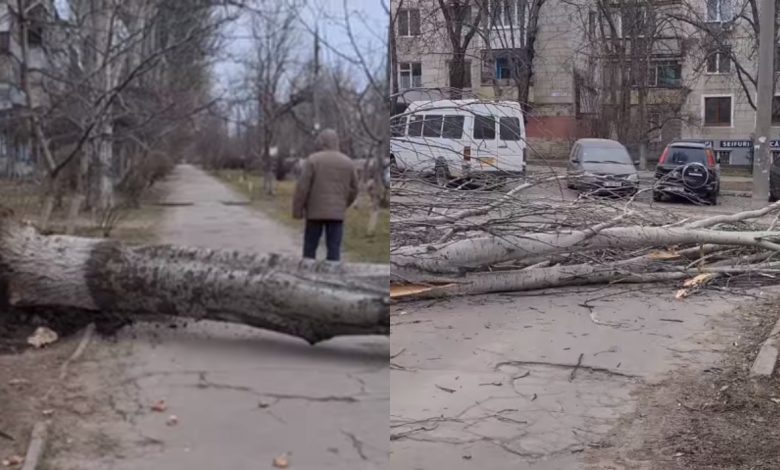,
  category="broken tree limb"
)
[0,210,389,344]
[393,226,780,274]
